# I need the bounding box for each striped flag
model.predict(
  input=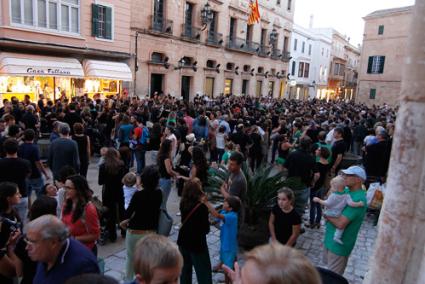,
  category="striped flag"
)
[248,0,261,25]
